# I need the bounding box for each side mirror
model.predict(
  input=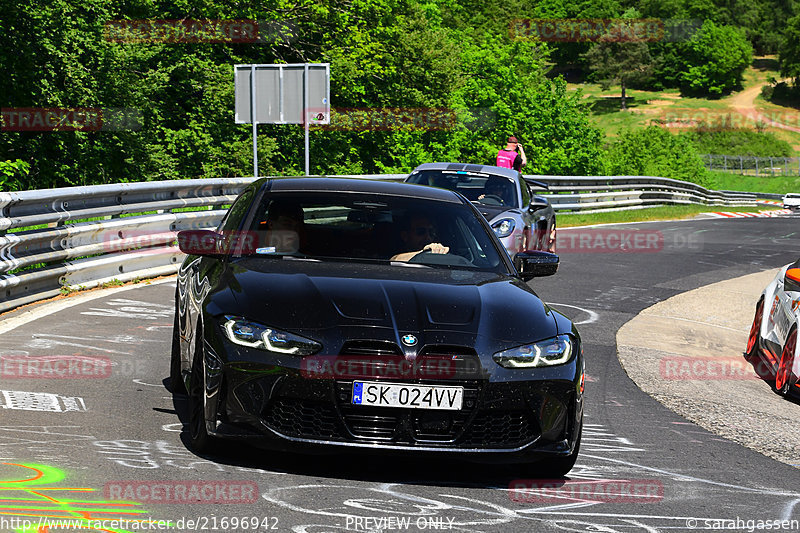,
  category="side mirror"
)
[514,251,559,280]
[177,230,221,256]
[786,267,800,292]
[529,196,549,212]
